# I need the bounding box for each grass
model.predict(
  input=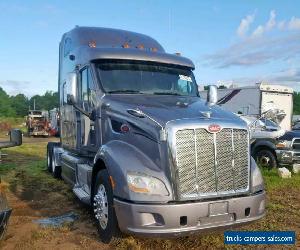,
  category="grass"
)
[261,167,300,190]
[0,141,299,249]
